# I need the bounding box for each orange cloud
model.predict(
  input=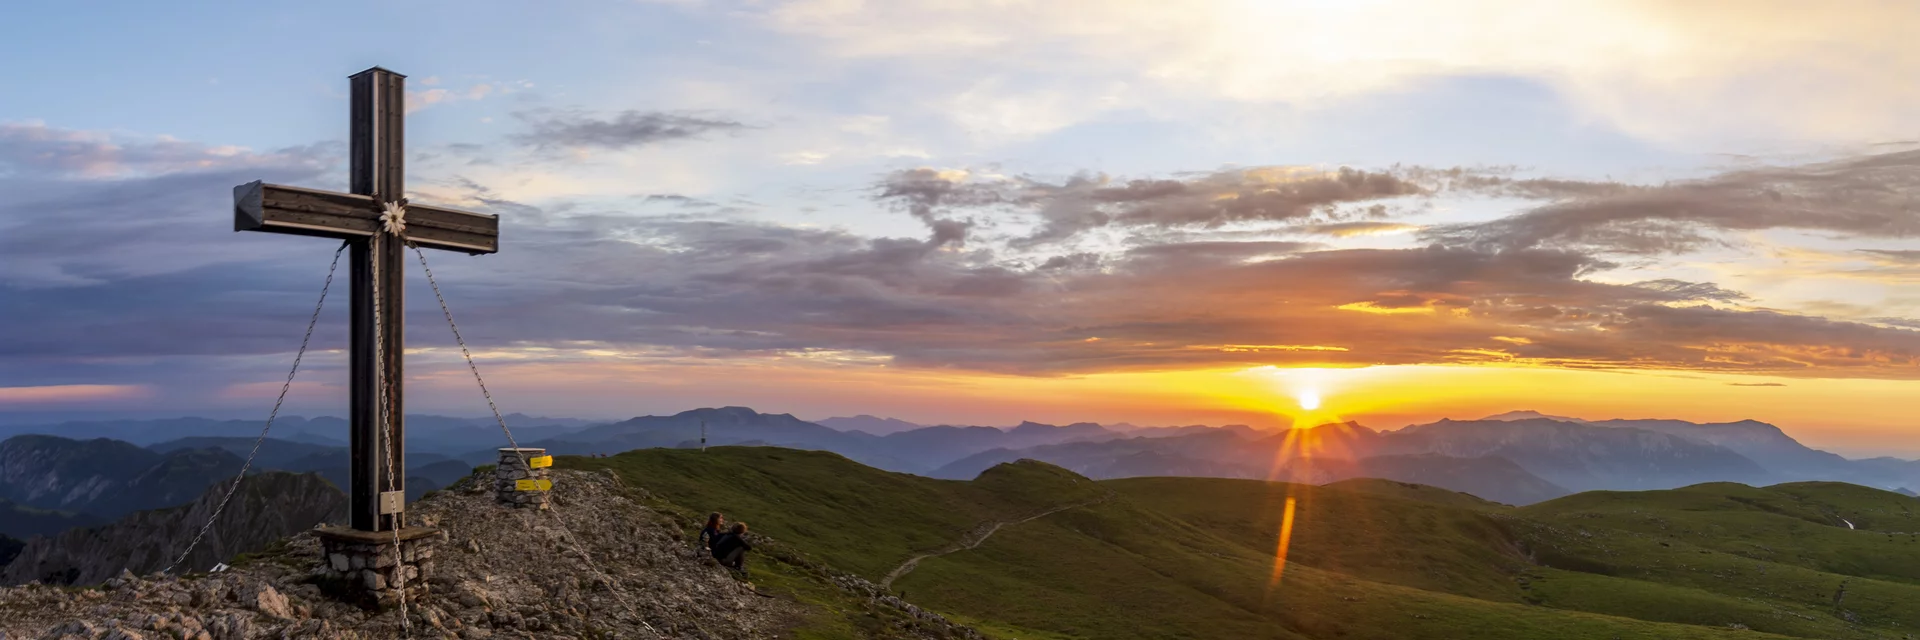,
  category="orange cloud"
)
[0,384,150,404]
[1203,345,1350,353]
